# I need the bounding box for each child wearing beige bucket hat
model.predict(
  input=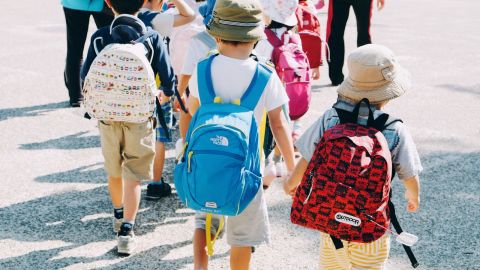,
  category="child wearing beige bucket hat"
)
[184,0,296,269]
[284,44,422,269]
